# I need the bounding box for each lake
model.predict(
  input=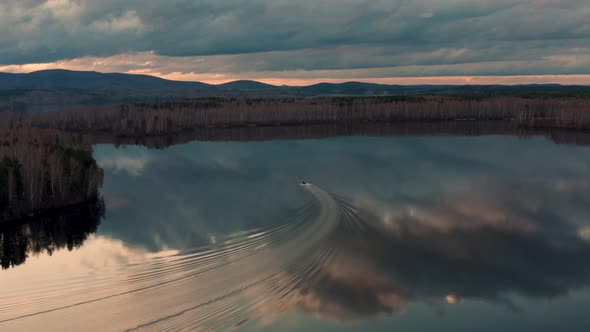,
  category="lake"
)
[2,128,590,331]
